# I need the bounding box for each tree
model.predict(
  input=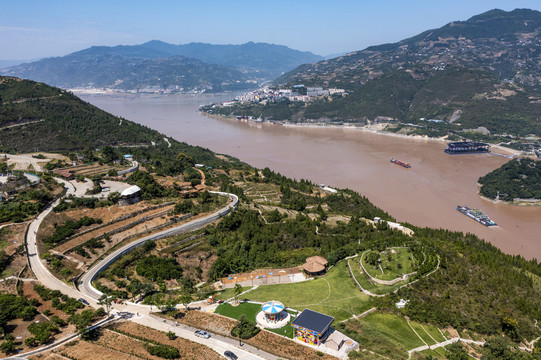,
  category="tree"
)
[0,339,14,355]
[366,251,380,266]
[233,284,243,305]
[166,331,177,340]
[482,336,527,360]
[174,199,193,214]
[98,294,113,314]
[25,336,37,347]
[177,153,195,172]
[231,314,259,340]
[101,145,117,163]
[146,344,180,359]
[316,204,327,220]
[446,342,470,360]
[179,293,192,310]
